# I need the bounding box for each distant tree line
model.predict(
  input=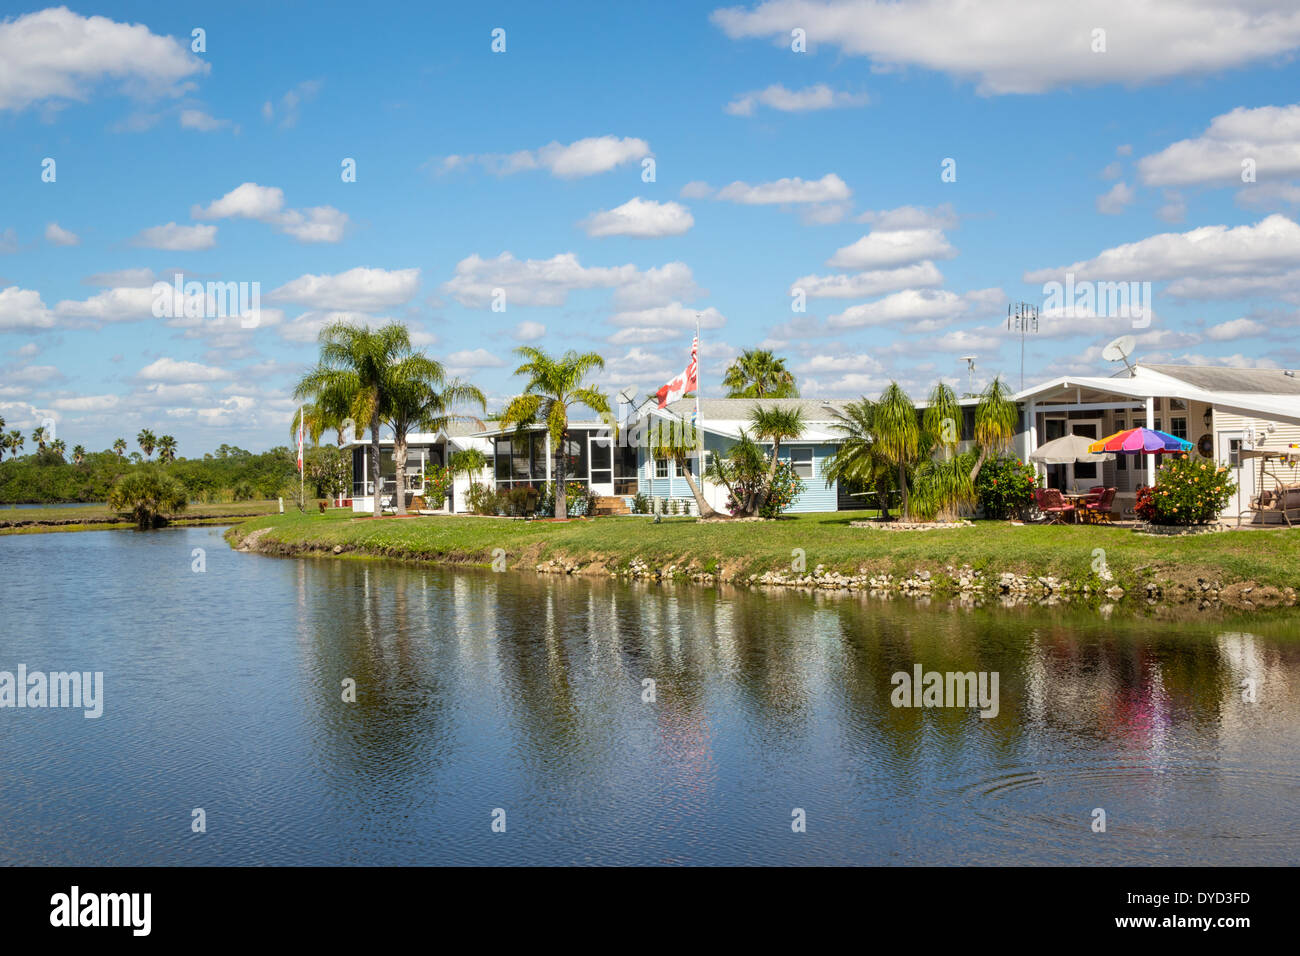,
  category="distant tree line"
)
[0,424,301,504]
